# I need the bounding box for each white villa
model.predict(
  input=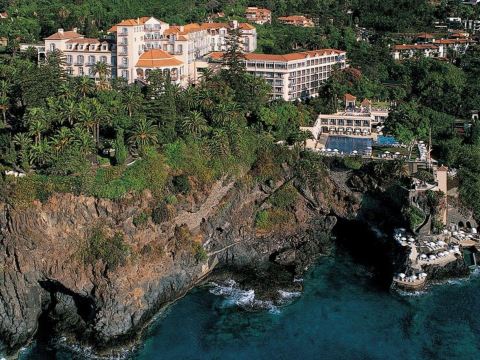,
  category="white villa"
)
[302,93,389,140]
[207,49,347,101]
[39,16,257,85]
